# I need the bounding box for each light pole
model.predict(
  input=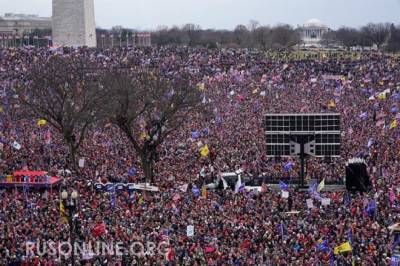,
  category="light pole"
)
[61,189,79,266]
